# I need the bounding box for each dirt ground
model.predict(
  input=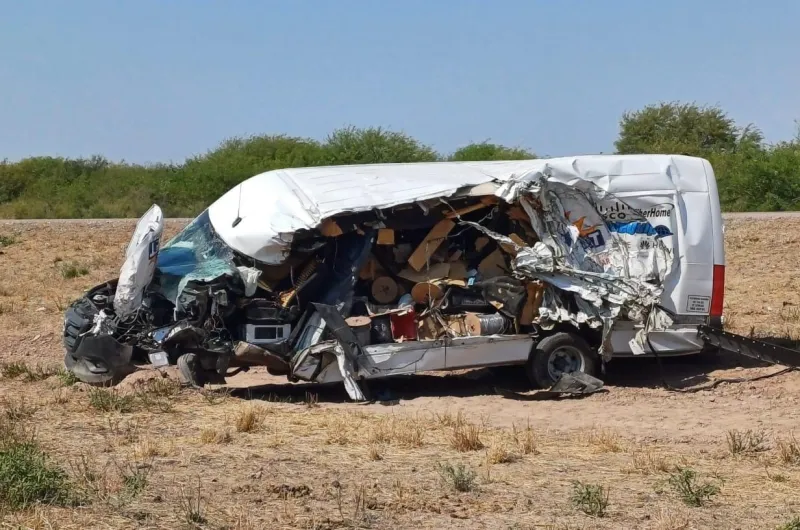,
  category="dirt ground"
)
[0,216,799,529]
